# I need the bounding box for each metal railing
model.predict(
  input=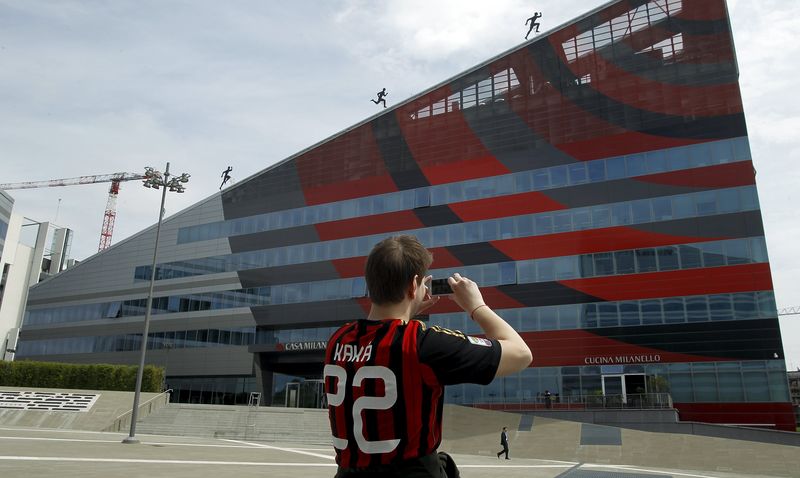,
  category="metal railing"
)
[104,389,171,433]
[468,392,673,412]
